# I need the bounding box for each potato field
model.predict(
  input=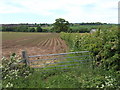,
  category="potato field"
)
[2,32,68,58]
